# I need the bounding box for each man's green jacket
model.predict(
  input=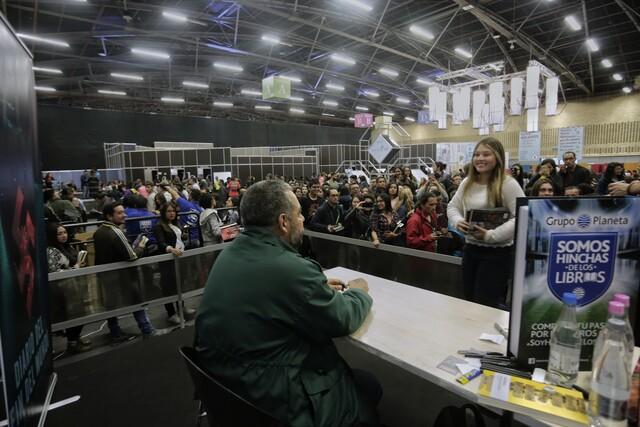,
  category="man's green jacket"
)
[195,227,373,426]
